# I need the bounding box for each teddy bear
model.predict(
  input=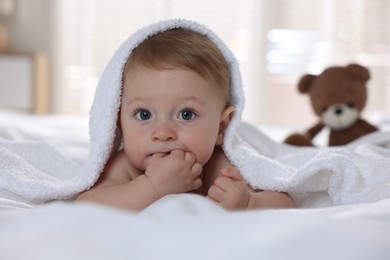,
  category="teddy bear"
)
[284,63,378,147]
